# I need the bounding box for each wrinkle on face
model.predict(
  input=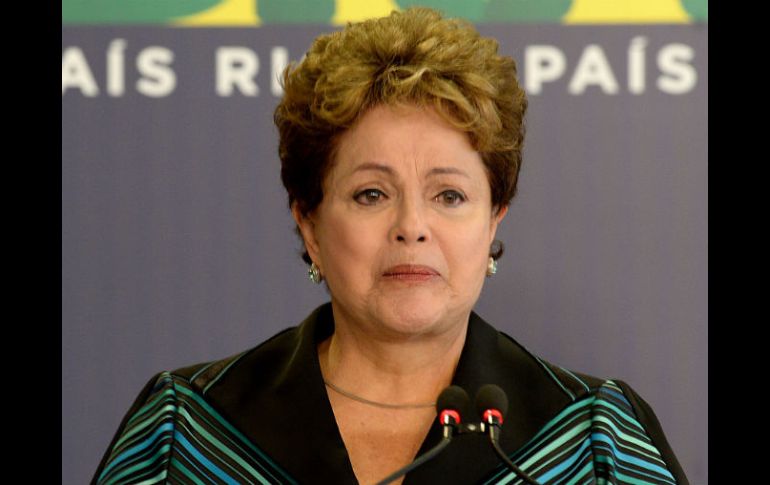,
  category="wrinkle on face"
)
[303,103,505,340]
